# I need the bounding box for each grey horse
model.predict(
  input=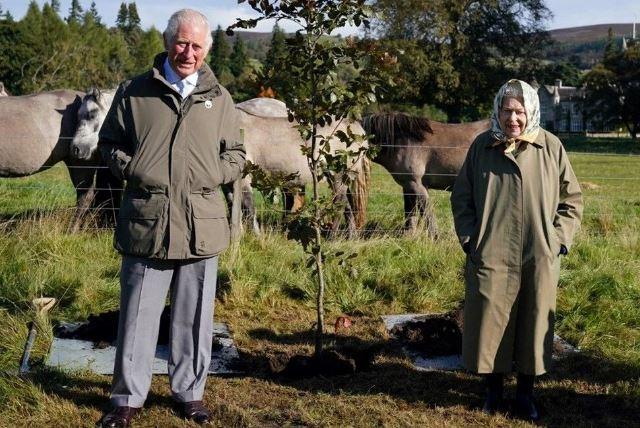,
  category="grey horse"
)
[363,112,490,236]
[0,89,101,212]
[70,88,115,161]
[71,94,370,237]
[235,98,370,236]
[68,88,121,223]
